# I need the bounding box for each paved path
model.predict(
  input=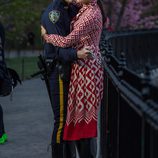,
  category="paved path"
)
[0,78,101,158]
[0,78,53,158]
[5,50,42,58]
